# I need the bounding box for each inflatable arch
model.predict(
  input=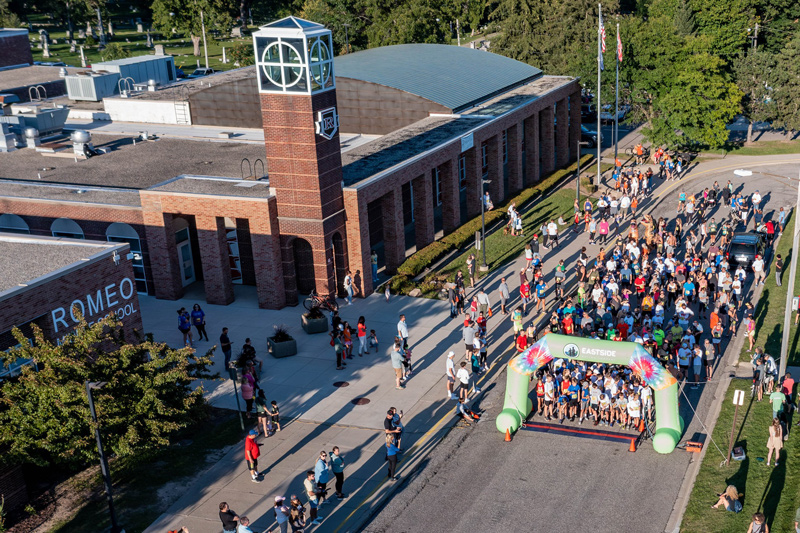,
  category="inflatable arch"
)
[496,333,684,454]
